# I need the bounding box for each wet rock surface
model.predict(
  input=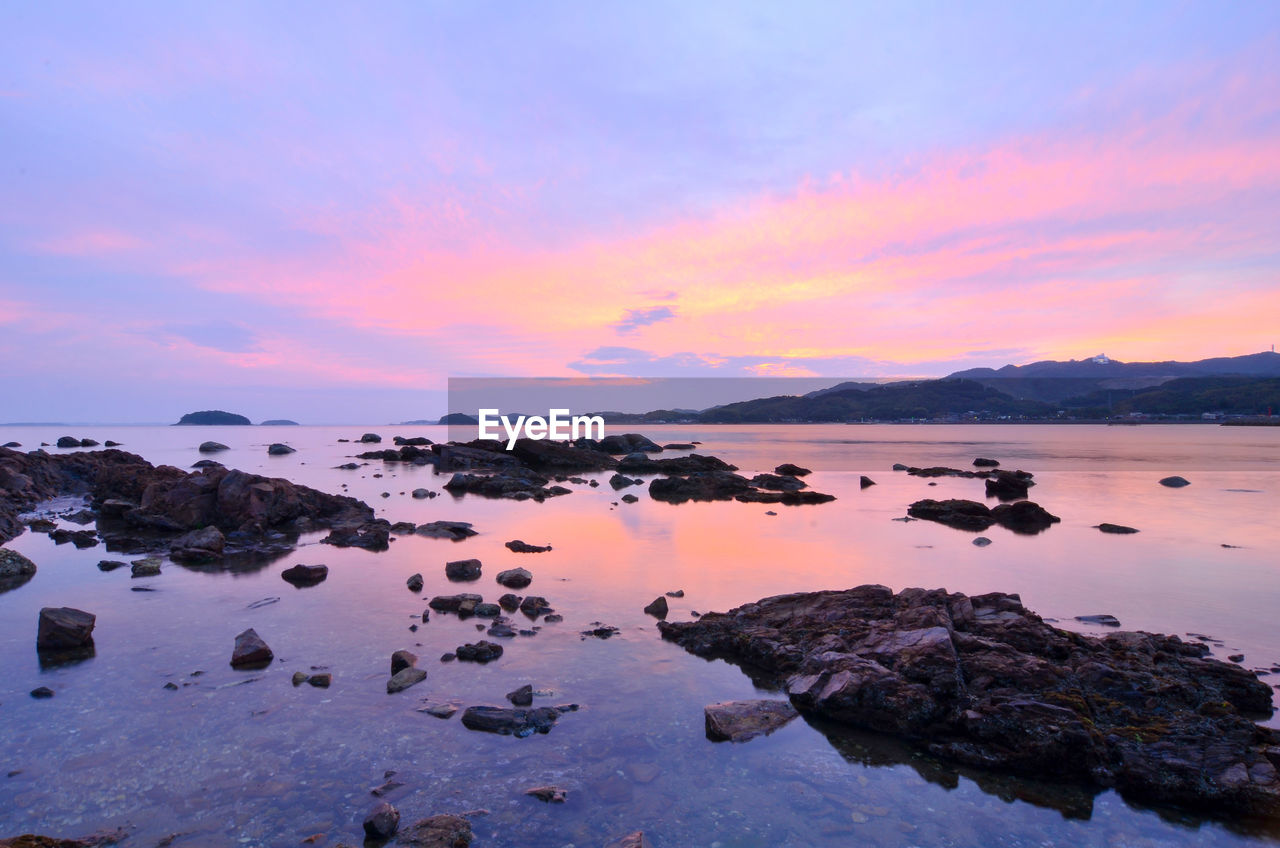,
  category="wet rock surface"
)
[0,547,37,589]
[230,628,273,669]
[37,607,95,650]
[459,704,575,736]
[659,583,1280,815]
[445,559,482,581]
[395,814,473,847]
[281,563,329,587]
